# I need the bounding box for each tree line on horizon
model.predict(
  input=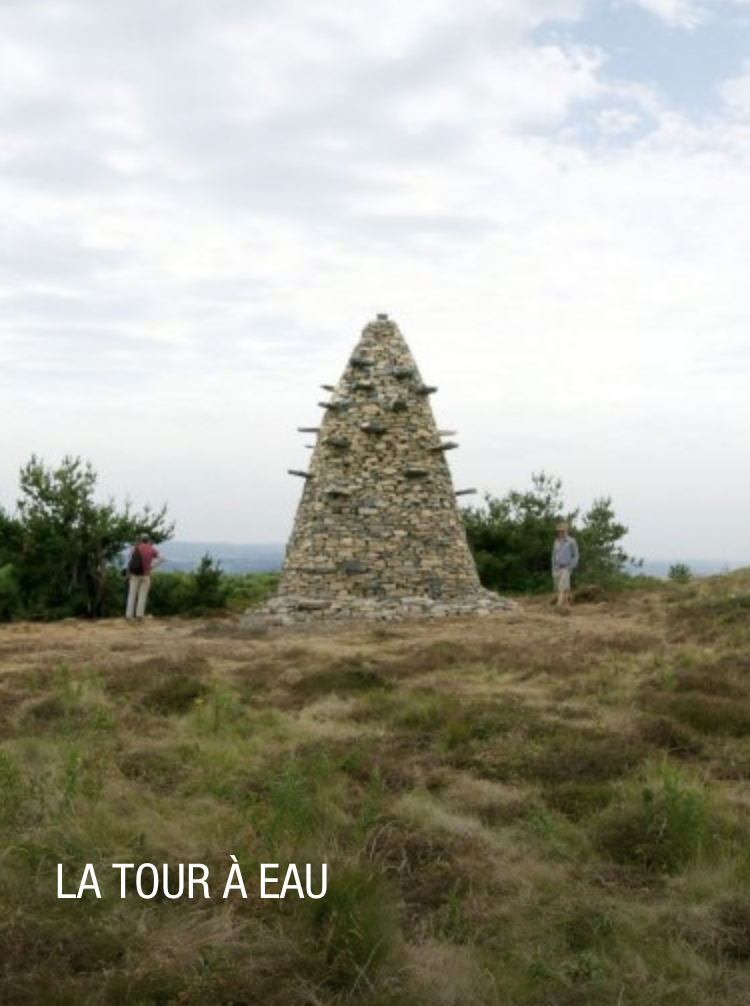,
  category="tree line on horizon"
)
[0,456,640,622]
